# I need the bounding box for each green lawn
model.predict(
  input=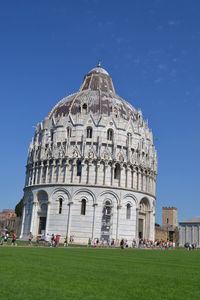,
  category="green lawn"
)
[0,247,200,300]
